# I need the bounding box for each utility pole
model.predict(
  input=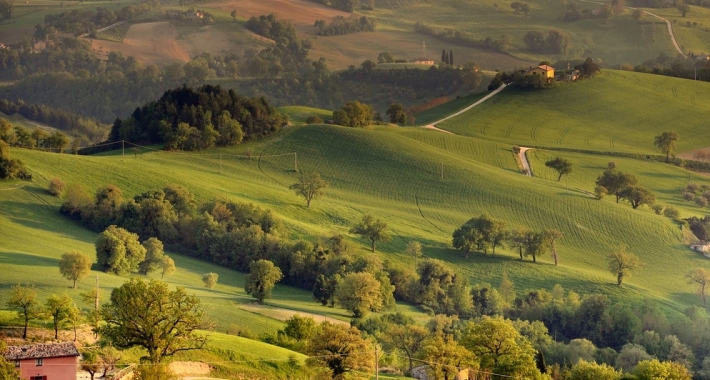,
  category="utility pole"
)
[122,140,125,158]
[441,161,444,180]
[95,275,99,312]
[294,152,298,172]
[220,153,222,174]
